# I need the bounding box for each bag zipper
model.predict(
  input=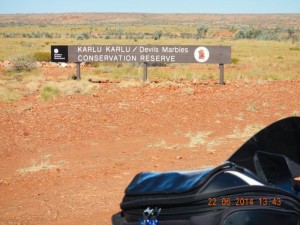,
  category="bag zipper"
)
[125,194,300,222]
